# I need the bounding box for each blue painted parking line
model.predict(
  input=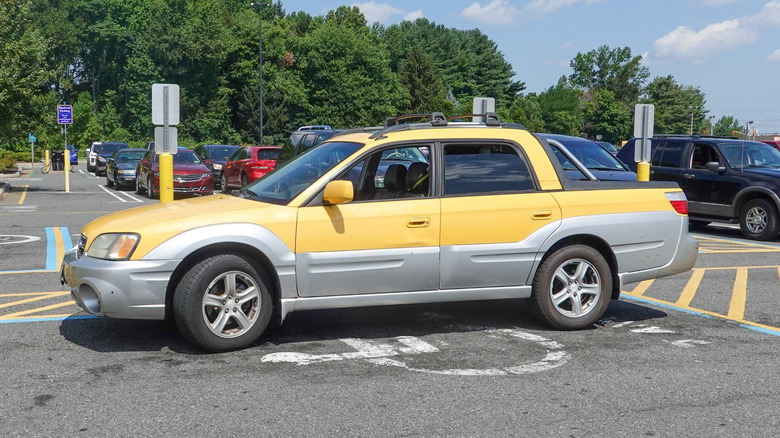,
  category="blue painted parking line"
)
[1,227,71,274]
